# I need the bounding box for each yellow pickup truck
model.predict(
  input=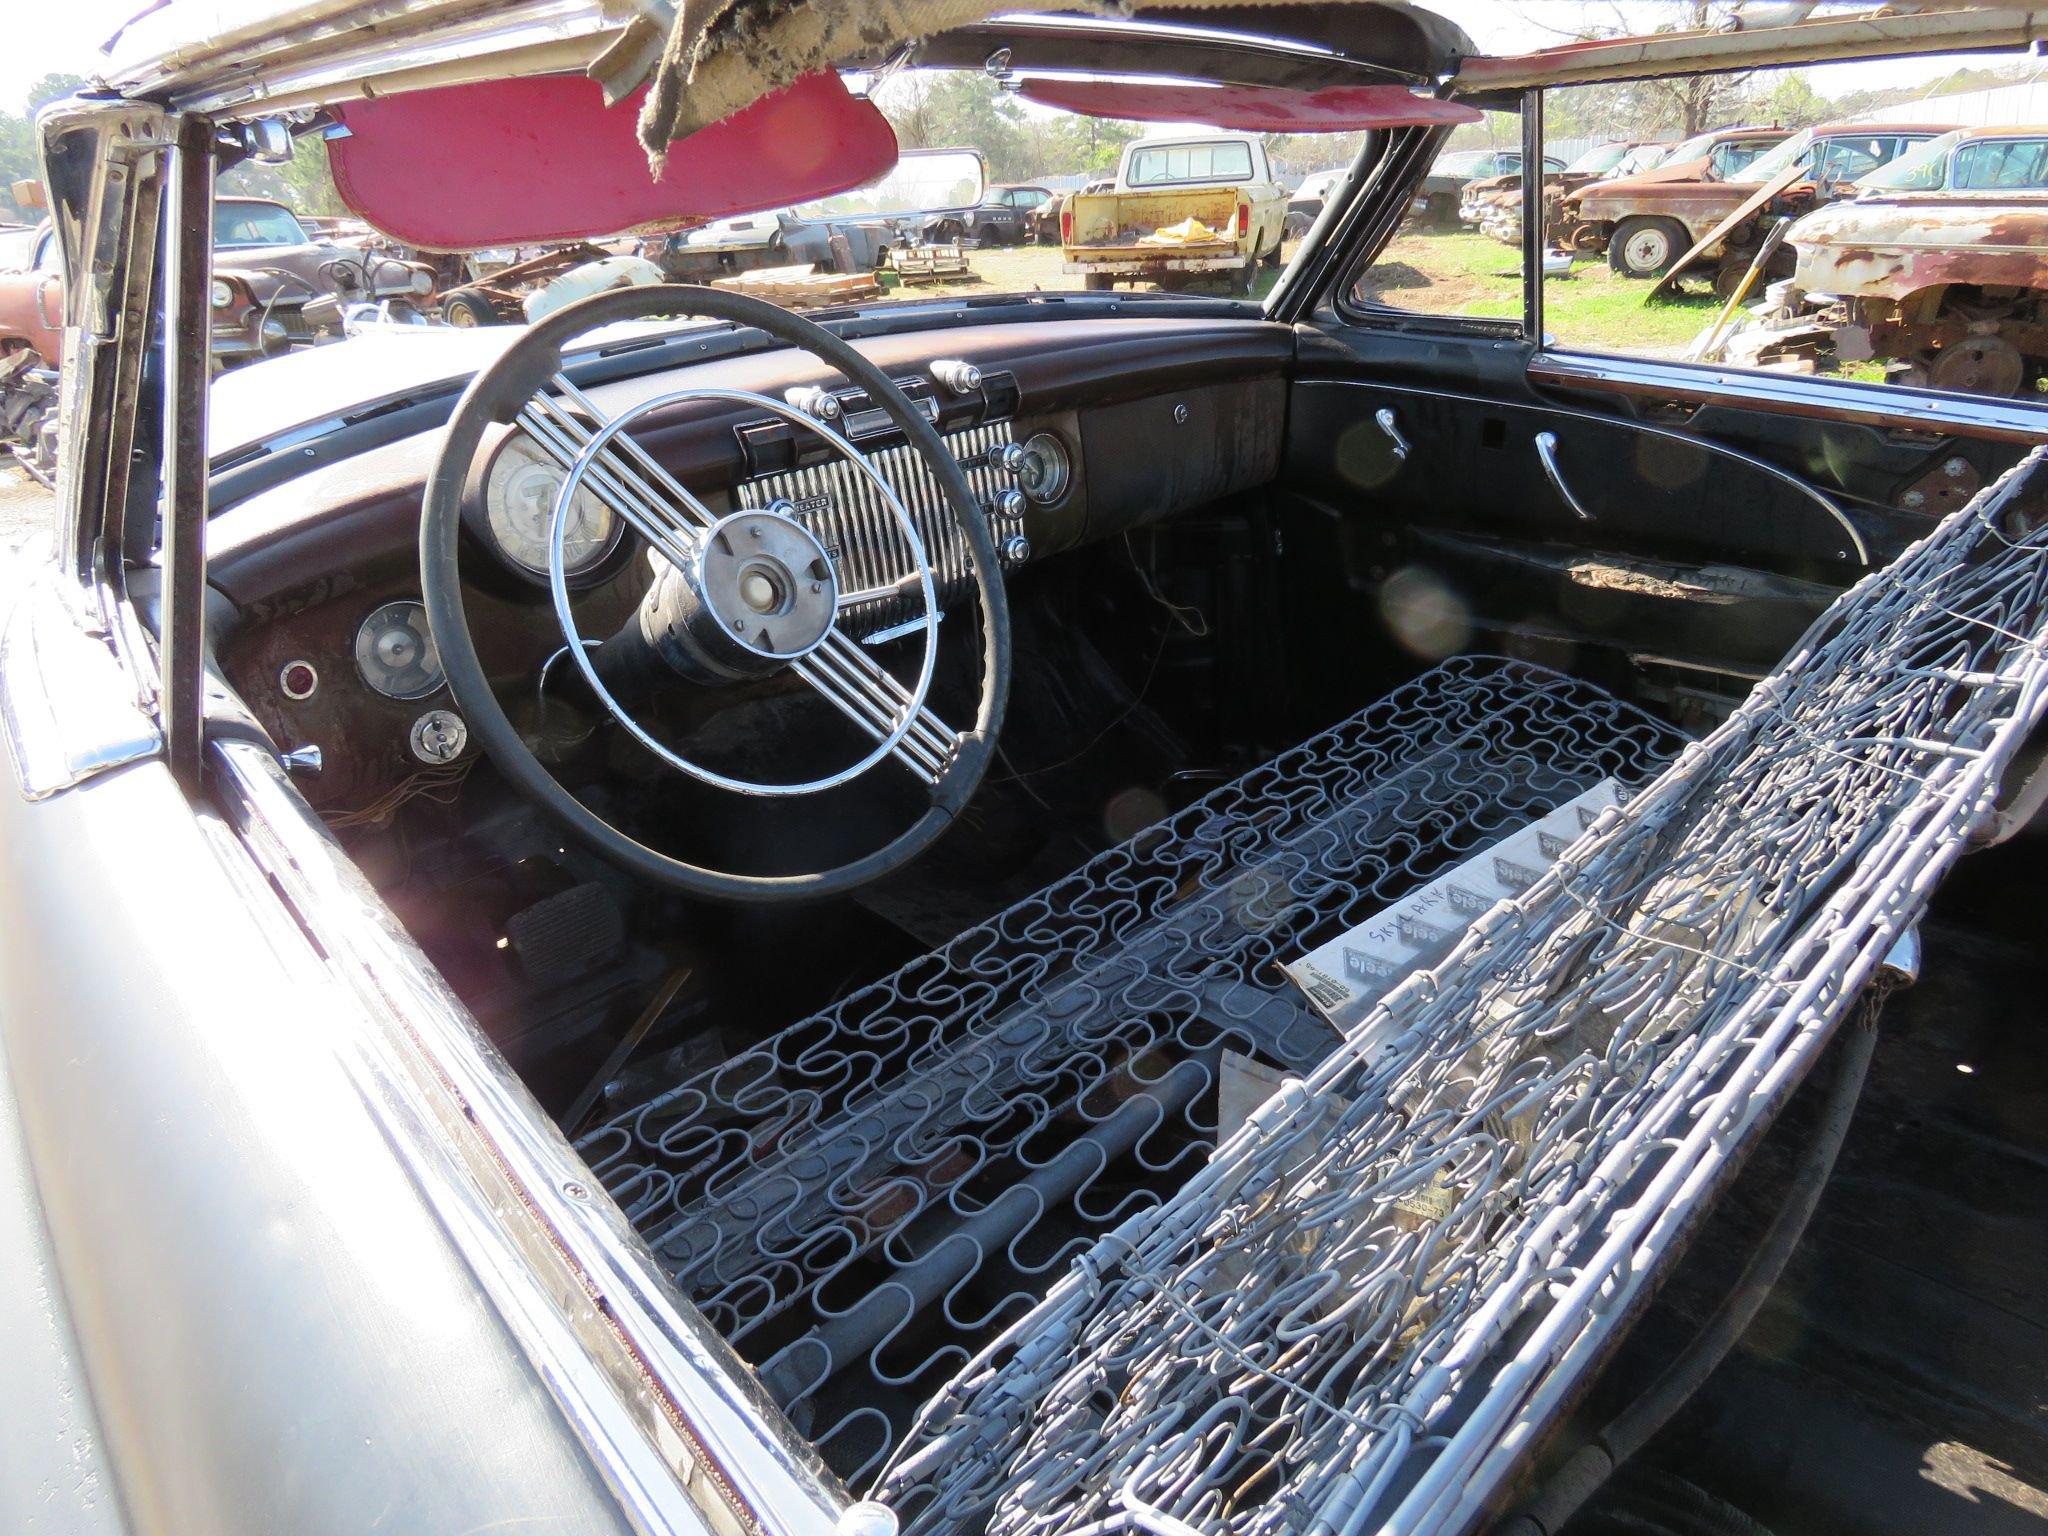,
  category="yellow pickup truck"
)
[1062,132,1290,295]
